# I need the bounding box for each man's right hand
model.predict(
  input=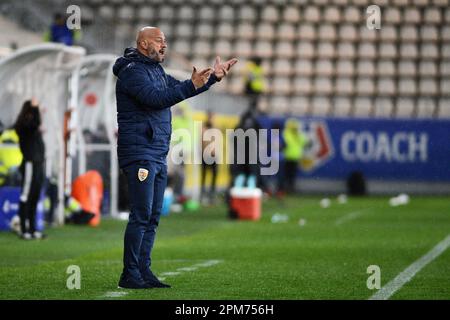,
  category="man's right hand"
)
[191,66,213,89]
